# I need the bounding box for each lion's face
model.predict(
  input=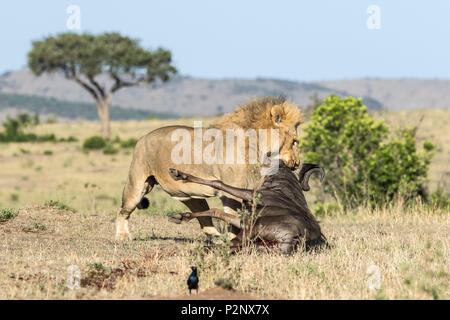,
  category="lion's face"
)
[278,129,301,169]
[270,104,302,169]
[214,98,303,169]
